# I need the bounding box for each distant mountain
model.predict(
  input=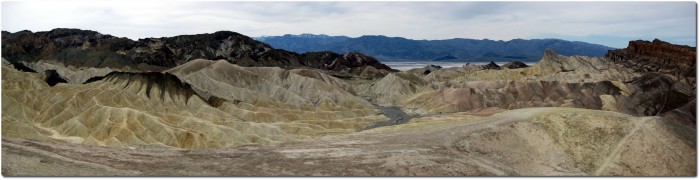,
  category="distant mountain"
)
[256,34,351,53]
[254,34,615,62]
